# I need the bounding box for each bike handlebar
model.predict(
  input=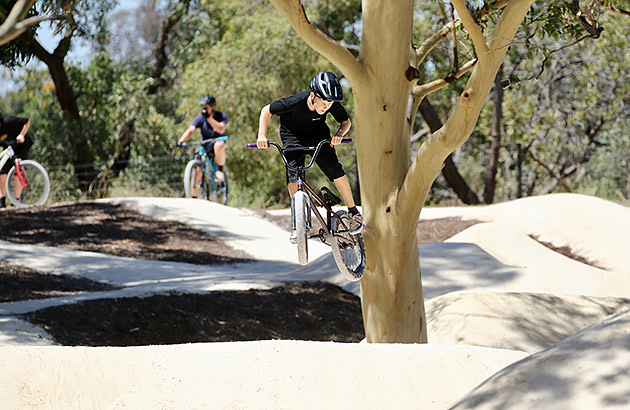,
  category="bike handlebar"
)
[178,136,228,147]
[246,138,351,149]
[246,138,352,172]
